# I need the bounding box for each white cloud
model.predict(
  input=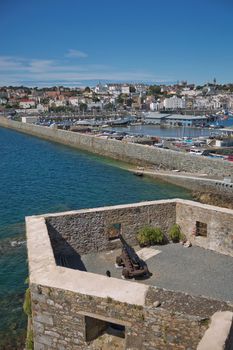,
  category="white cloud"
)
[0,56,26,71]
[28,60,55,73]
[65,49,88,58]
[0,55,170,86]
